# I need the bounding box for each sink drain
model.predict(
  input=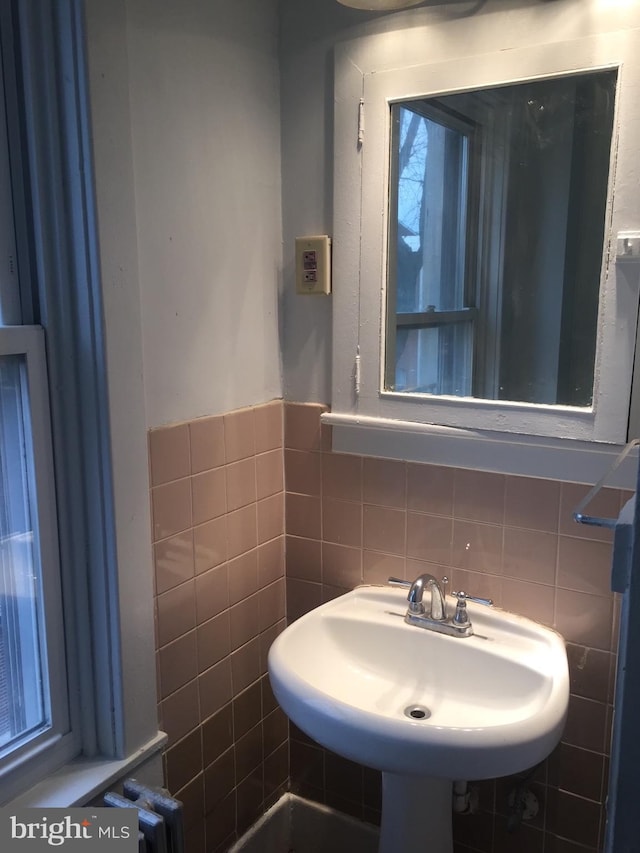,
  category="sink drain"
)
[404,704,431,720]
